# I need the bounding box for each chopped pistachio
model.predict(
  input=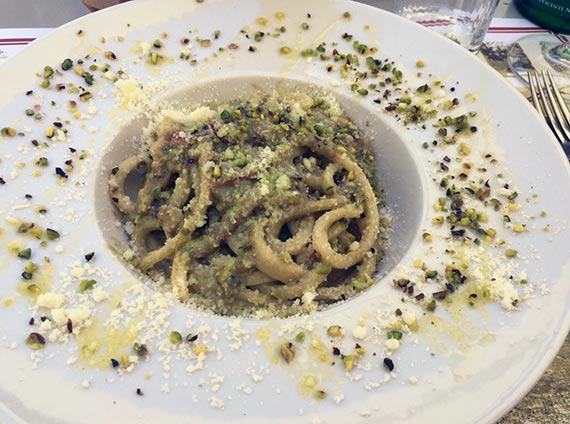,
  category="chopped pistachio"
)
[27,284,41,294]
[315,390,327,400]
[78,279,96,292]
[43,66,54,79]
[315,263,332,274]
[425,270,438,279]
[133,342,148,357]
[61,58,73,70]
[387,330,403,340]
[327,325,343,338]
[169,331,183,344]
[46,228,60,240]
[25,332,46,349]
[17,248,32,259]
[186,333,198,342]
[342,354,355,371]
[280,342,295,363]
